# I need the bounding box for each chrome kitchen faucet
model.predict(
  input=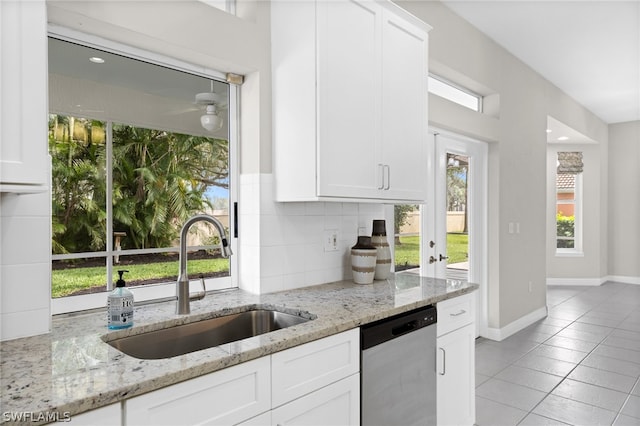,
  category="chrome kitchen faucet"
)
[176,214,232,315]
